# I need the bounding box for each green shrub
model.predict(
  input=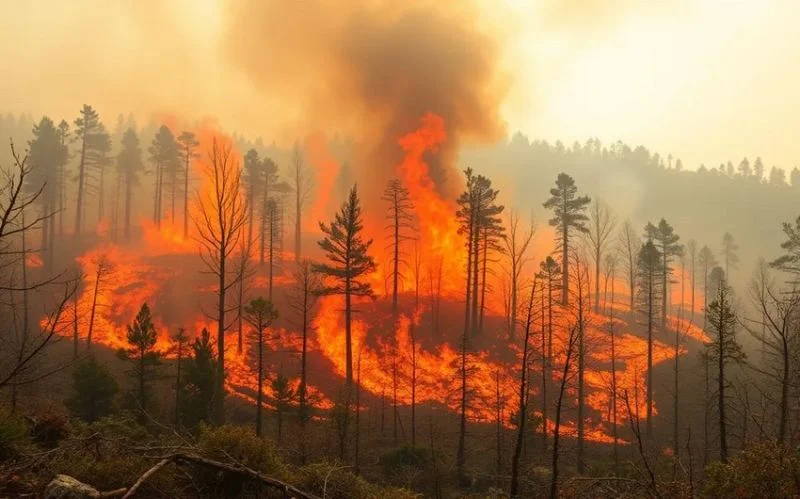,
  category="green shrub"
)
[0,411,29,460]
[379,445,431,474]
[65,356,118,423]
[703,440,799,498]
[197,424,287,478]
[293,462,416,499]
